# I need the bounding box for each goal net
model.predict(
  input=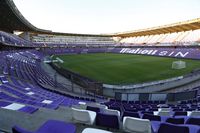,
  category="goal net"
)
[172,61,186,69]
